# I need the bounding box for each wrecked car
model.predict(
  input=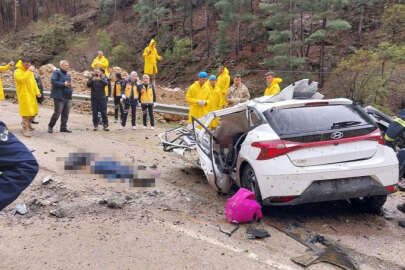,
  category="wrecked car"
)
[160,79,399,211]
